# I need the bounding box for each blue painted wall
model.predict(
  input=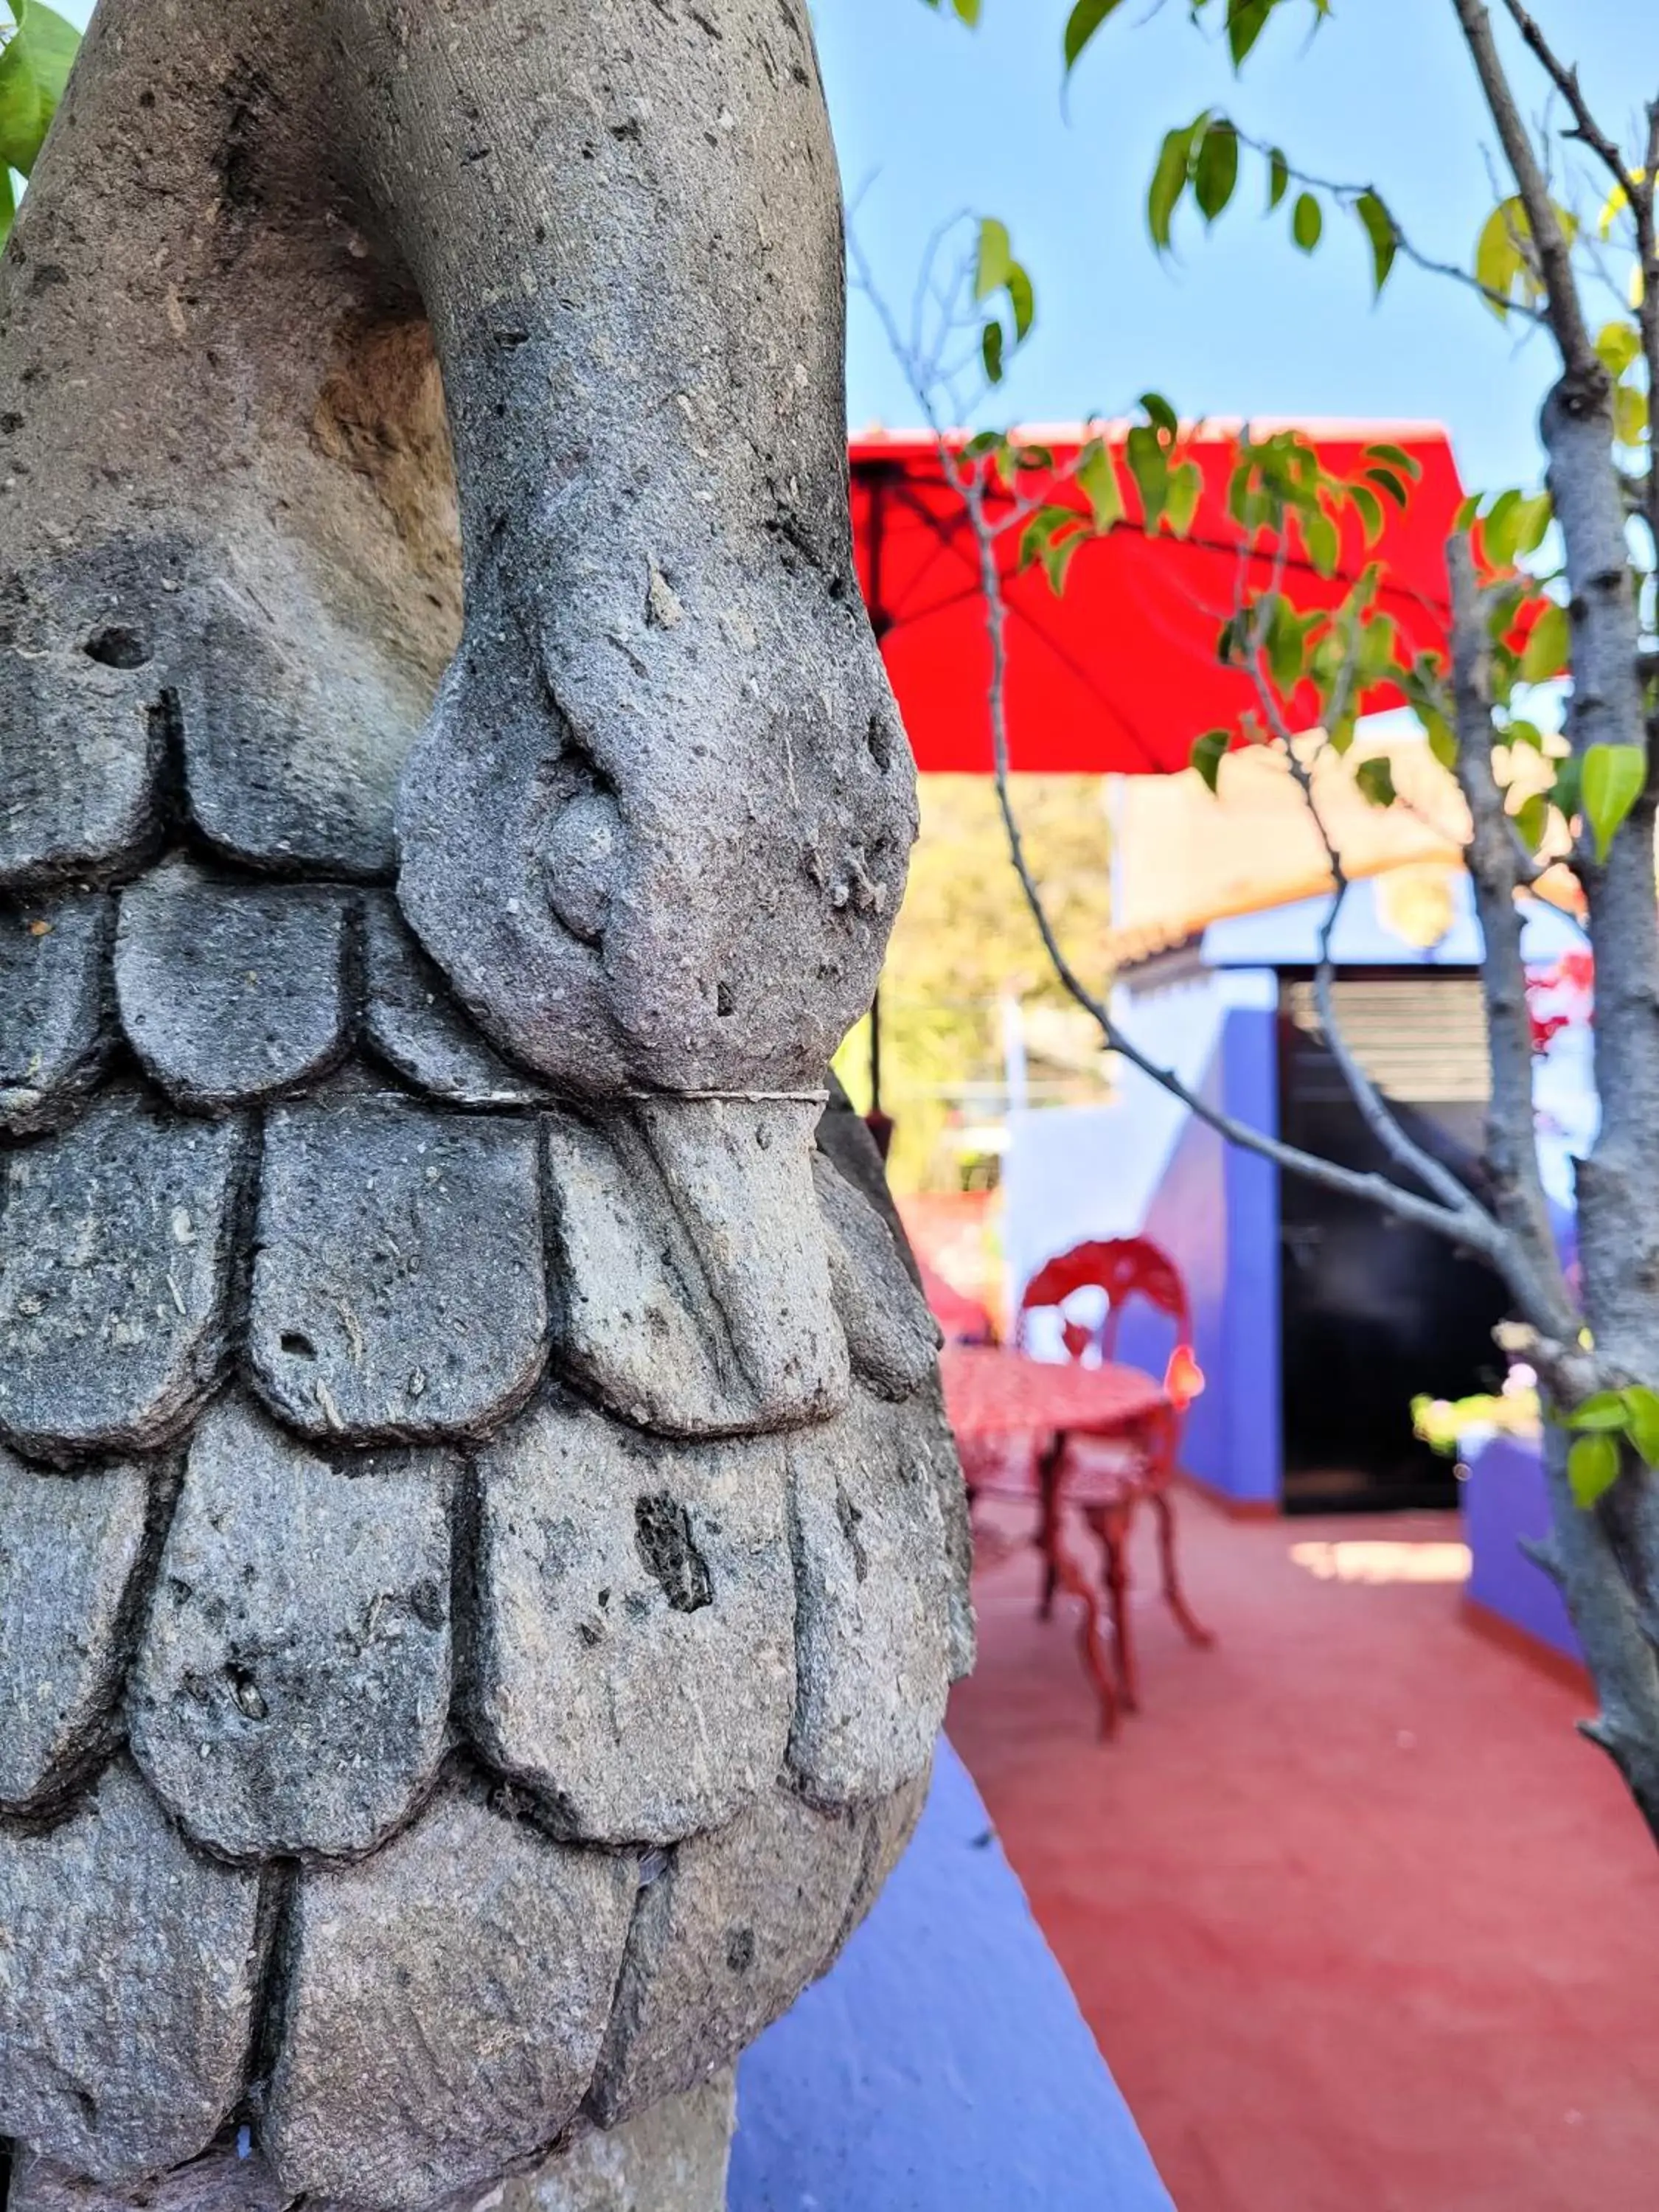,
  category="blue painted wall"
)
[1118,1004,1282,1508]
[731,1742,1174,2211]
[1462,1431,1582,1664]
